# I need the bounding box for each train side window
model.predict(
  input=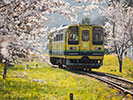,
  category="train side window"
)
[53,29,66,42]
[59,29,66,41]
[60,34,63,41]
[61,34,63,41]
[57,35,59,41]
[58,34,60,41]
[59,34,61,41]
